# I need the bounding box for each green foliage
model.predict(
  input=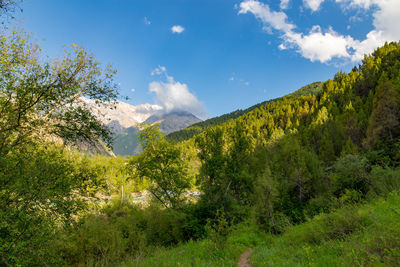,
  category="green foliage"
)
[123,222,265,267]
[112,126,140,156]
[129,124,192,209]
[251,192,400,266]
[195,122,255,222]
[57,201,197,266]
[289,81,323,97]
[0,0,21,21]
[205,209,231,250]
[167,81,322,143]
[0,30,118,156]
[366,77,400,147]
[122,192,400,267]
[2,27,400,267]
[329,154,370,197]
[0,29,119,266]
[369,166,400,197]
[0,144,101,266]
